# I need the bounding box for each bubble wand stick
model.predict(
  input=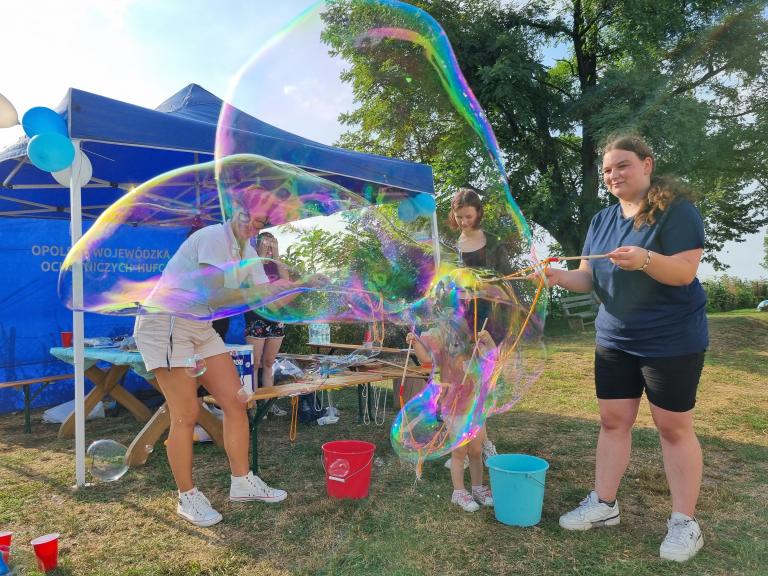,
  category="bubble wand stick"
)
[399,323,416,409]
[458,317,489,389]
